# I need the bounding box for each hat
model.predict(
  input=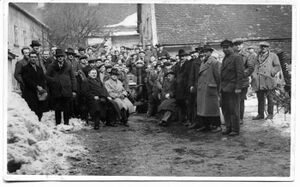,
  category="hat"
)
[259,41,270,47]
[55,49,65,57]
[164,61,172,66]
[190,51,198,55]
[65,48,76,55]
[30,40,41,47]
[135,60,145,66]
[220,39,233,47]
[178,49,188,57]
[79,55,88,60]
[110,68,119,75]
[247,45,257,49]
[165,71,175,76]
[78,47,85,51]
[88,57,97,64]
[74,53,81,58]
[139,50,146,54]
[202,45,214,52]
[105,64,113,69]
[99,63,105,68]
[82,66,93,76]
[233,40,244,46]
[156,43,162,48]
